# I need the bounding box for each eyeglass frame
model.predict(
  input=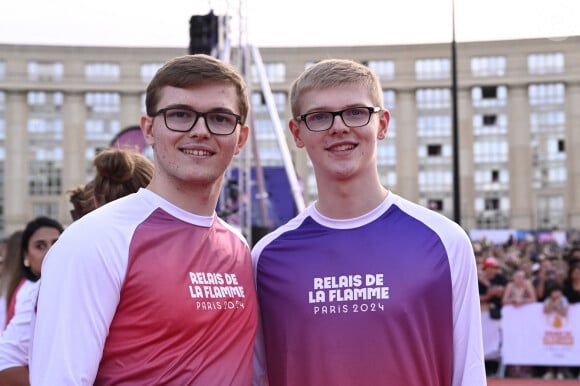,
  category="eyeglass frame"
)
[151,106,242,136]
[296,106,382,132]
